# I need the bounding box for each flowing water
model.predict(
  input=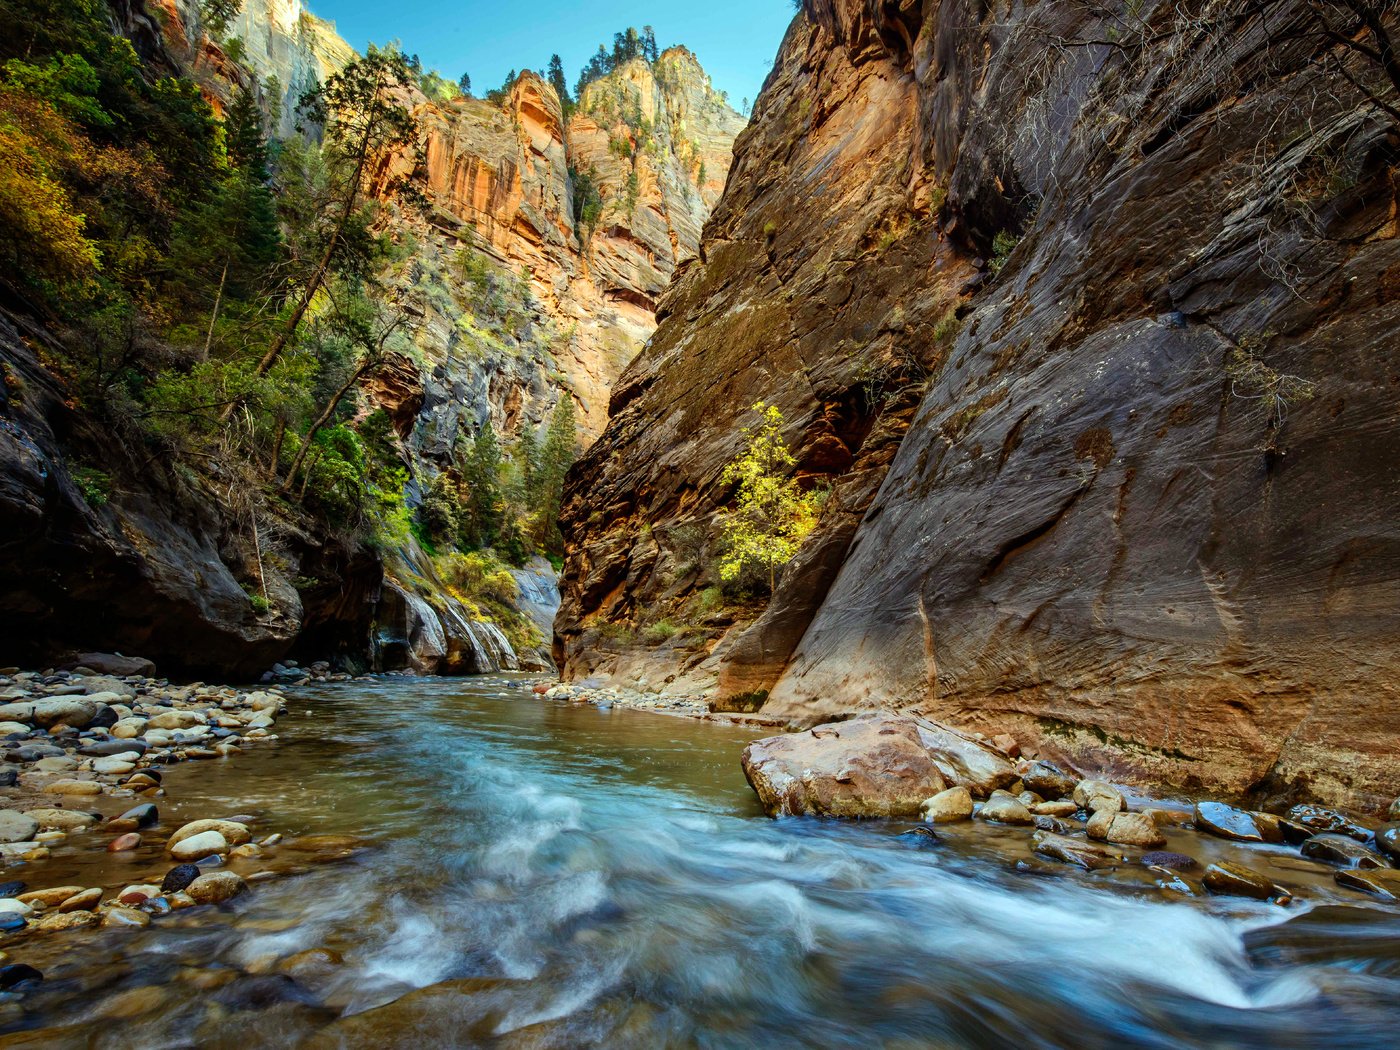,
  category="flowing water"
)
[4,677,1400,1048]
